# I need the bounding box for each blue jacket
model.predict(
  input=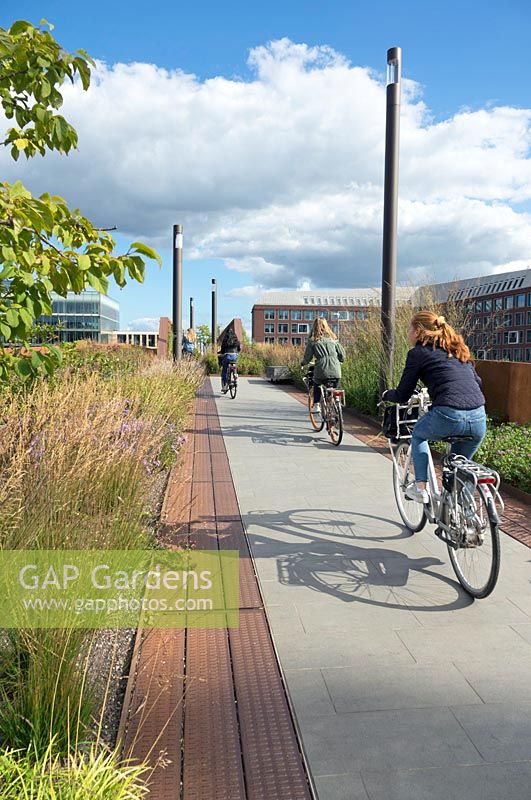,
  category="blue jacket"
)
[385,343,485,410]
